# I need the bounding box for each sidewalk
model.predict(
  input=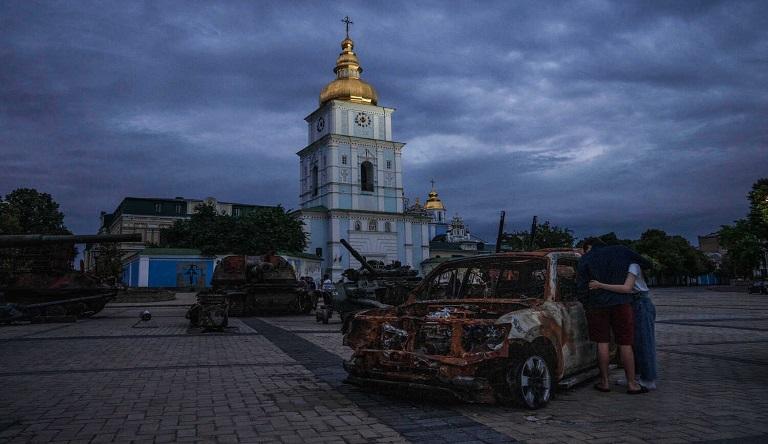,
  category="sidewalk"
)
[108,291,198,308]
